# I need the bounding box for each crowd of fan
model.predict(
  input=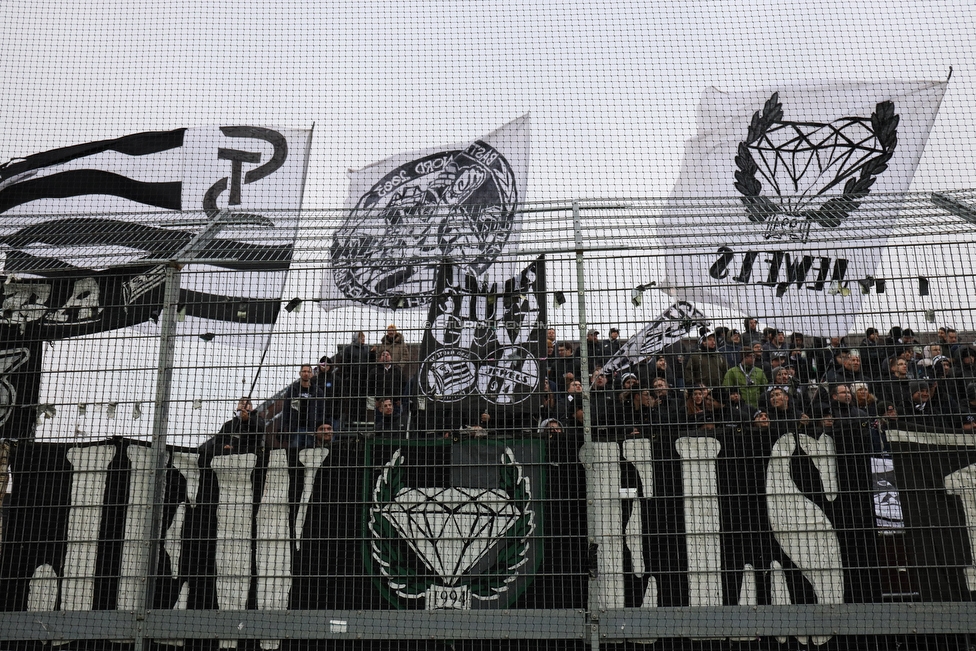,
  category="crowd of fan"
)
[201,326,411,455]
[200,320,976,456]
[548,320,976,453]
